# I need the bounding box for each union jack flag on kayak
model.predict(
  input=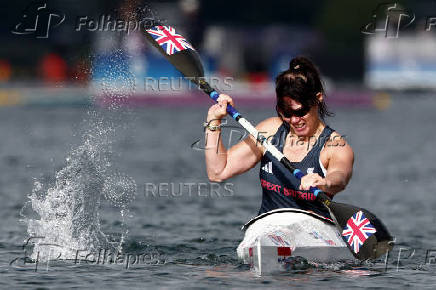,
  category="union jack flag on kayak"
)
[341,210,377,254]
[146,26,193,55]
